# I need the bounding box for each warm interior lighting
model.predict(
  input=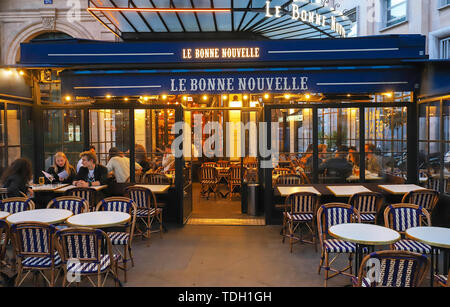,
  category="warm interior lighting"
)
[143,96,149,102]
[243,95,249,100]
[87,7,231,13]
[65,95,71,102]
[383,92,393,98]
[203,95,208,101]
[264,94,270,100]
[183,96,188,101]
[162,95,168,100]
[347,94,351,97]
[124,97,129,101]
[305,94,311,99]
[284,94,291,99]
[222,95,228,100]
[106,94,112,99]
[19,70,25,76]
